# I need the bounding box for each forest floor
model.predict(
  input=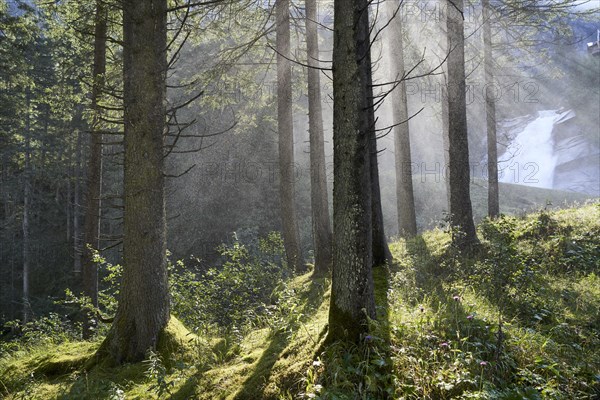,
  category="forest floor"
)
[1,202,599,399]
[377,174,593,232]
